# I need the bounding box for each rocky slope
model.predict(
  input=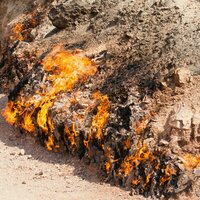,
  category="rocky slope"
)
[0,0,200,199]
